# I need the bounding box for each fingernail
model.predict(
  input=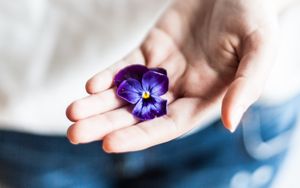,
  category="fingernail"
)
[229,106,245,133]
[103,143,116,154]
[69,139,79,145]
